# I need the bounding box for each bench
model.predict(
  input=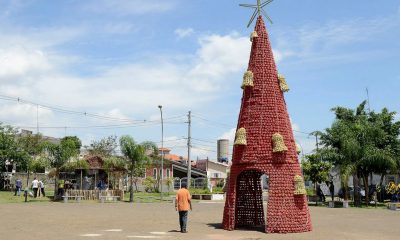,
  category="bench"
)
[99,196,120,203]
[62,195,83,203]
[388,202,400,211]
